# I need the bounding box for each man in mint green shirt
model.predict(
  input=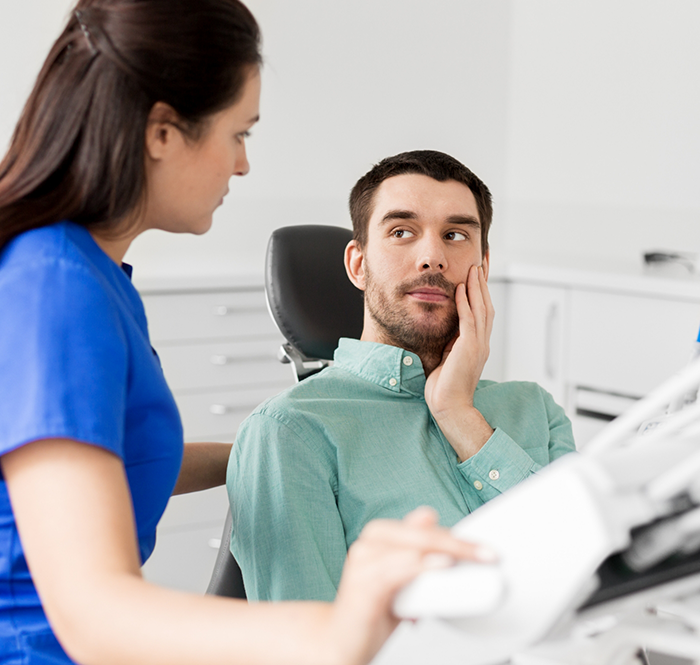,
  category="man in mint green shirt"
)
[227,150,575,602]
